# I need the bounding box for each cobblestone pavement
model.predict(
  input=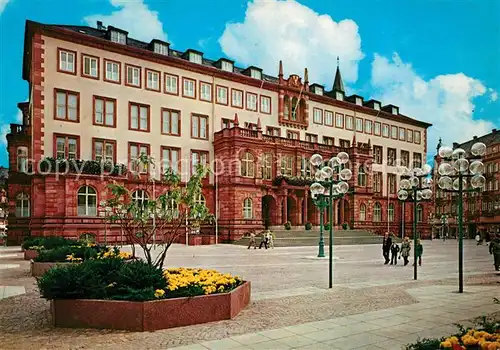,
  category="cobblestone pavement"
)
[0,241,498,349]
